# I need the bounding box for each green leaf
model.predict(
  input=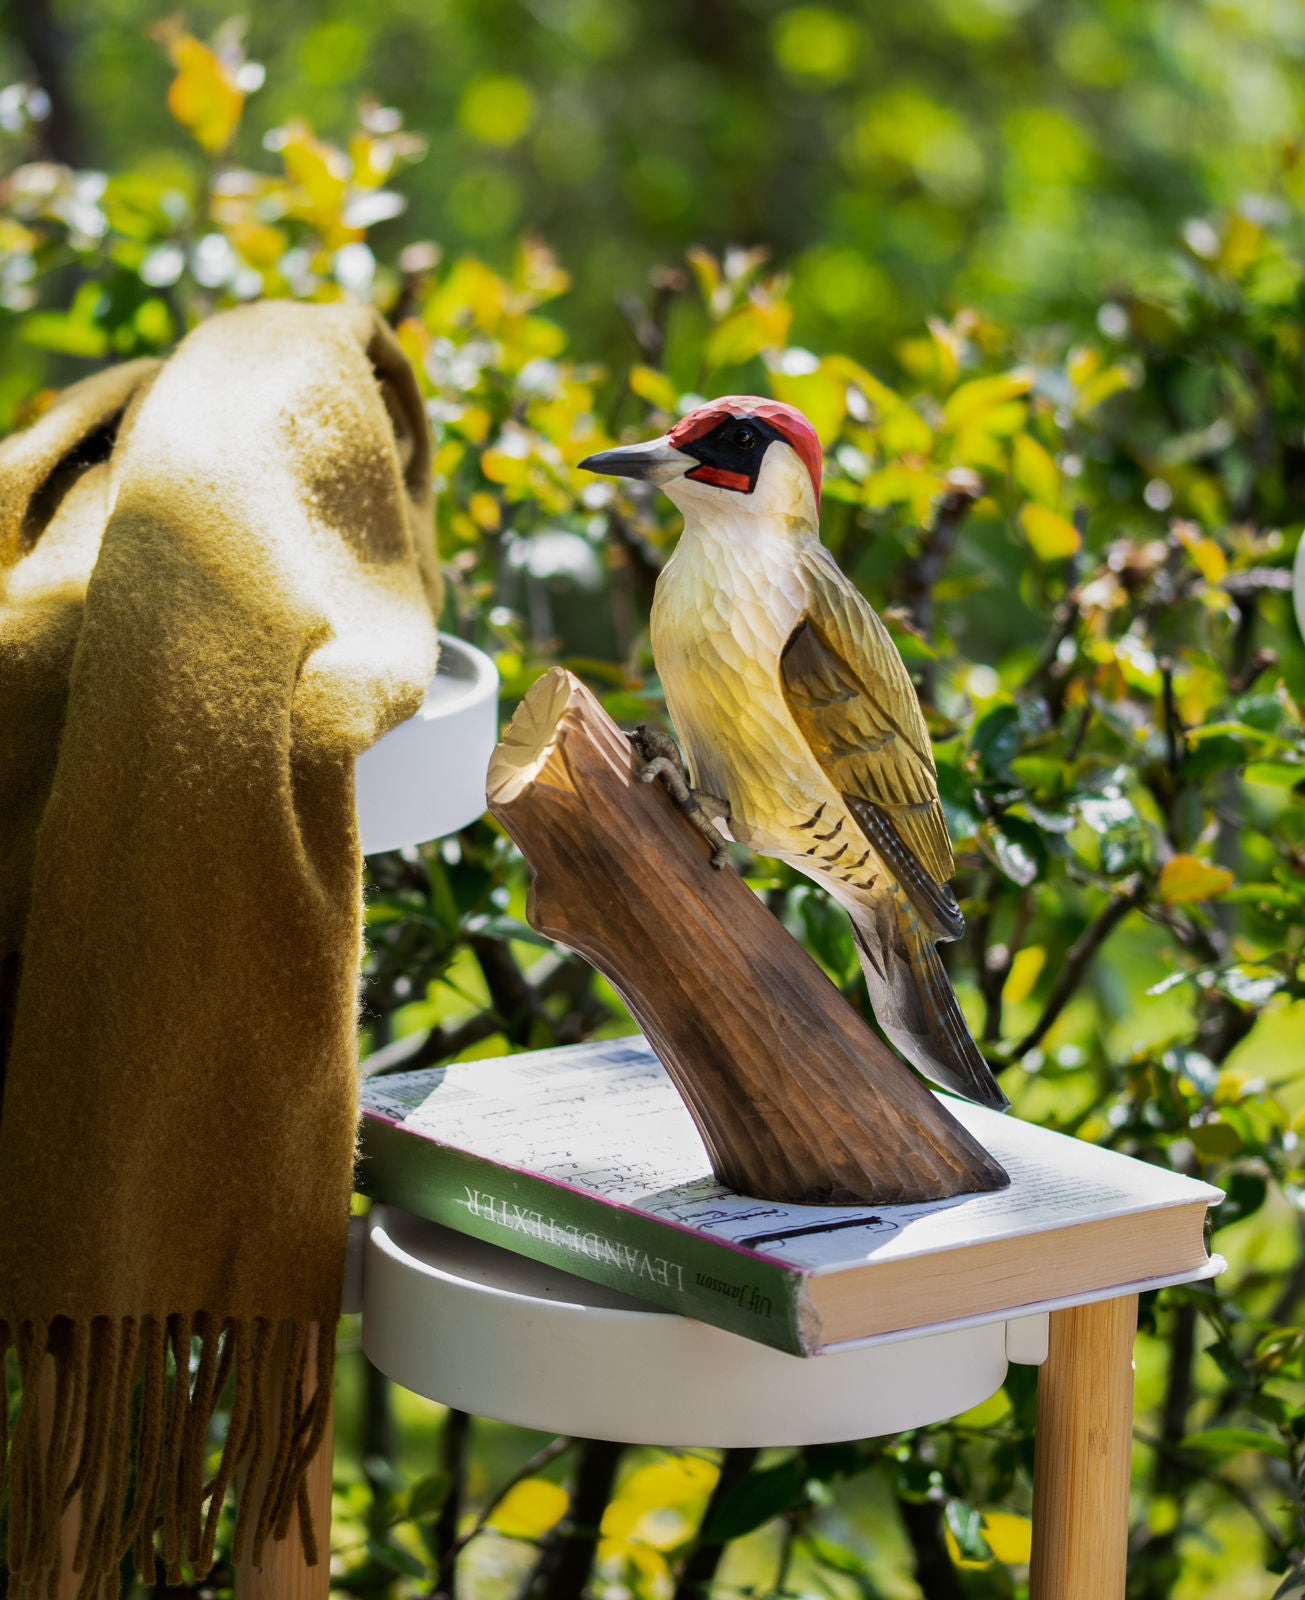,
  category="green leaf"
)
[364,1536,428,1579]
[972,703,1022,775]
[944,1498,992,1562]
[701,1458,806,1543]
[936,759,982,841]
[461,913,557,948]
[1188,1118,1242,1156]
[1218,1172,1268,1227]
[1181,1427,1290,1464]
[408,1472,451,1521]
[1009,755,1066,793]
[982,817,1046,886]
